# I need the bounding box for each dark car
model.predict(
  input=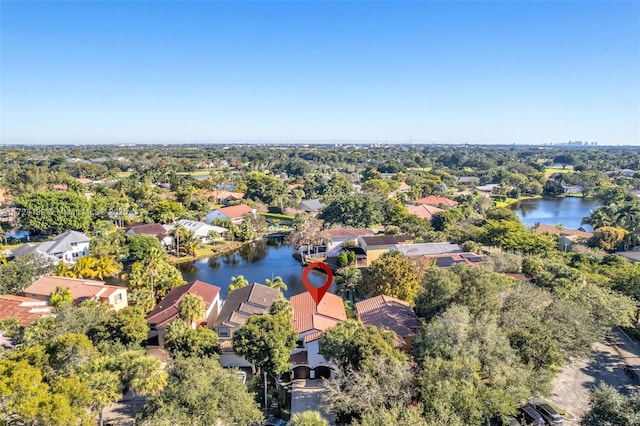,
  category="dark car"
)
[519,405,545,426]
[263,417,287,426]
[534,403,563,425]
